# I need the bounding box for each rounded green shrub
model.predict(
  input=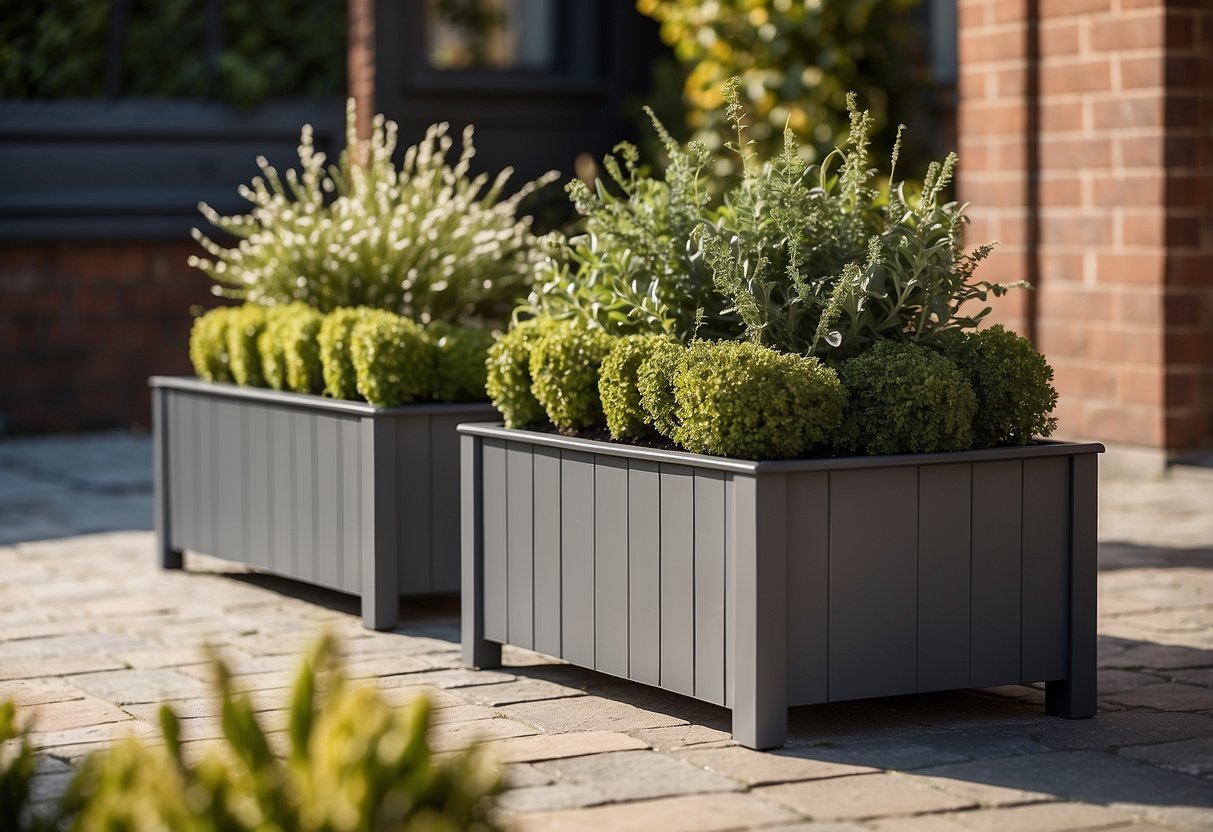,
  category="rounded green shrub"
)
[529,323,615,432]
[257,305,296,391]
[671,341,846,459]
[282,305,325,394]
[428,322,495,403]
[350,310,433,407]
[226,304,269,387]
[636,340,686,440]
[936,325,1058,447]
[318,307,369,401]
[599,334,676,440]
[835,340,976,455]
[485,317,558,428]
[188,306,235,383]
